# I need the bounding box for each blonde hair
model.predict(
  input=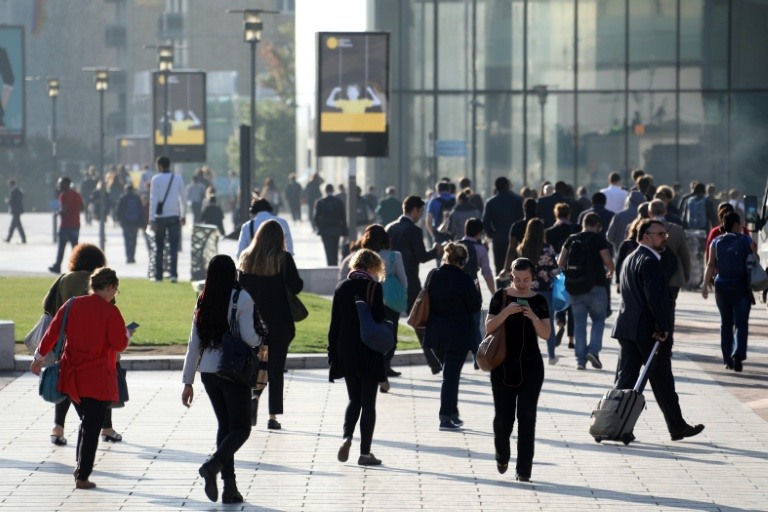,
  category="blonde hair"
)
[89,267,119,291]
[442,242,468,266]
[349,249,384,280]
[238,220,285,276]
